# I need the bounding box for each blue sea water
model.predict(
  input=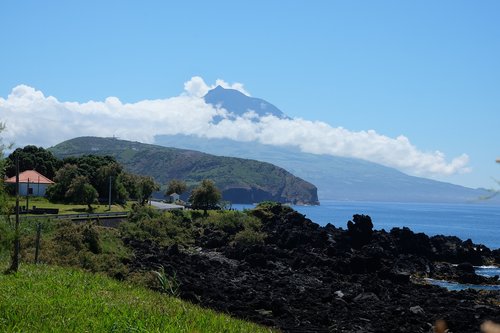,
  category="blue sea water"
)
[425,278,500,291]
[232,201,500,250]
[426,266,499,290]
[476,266,500,277]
